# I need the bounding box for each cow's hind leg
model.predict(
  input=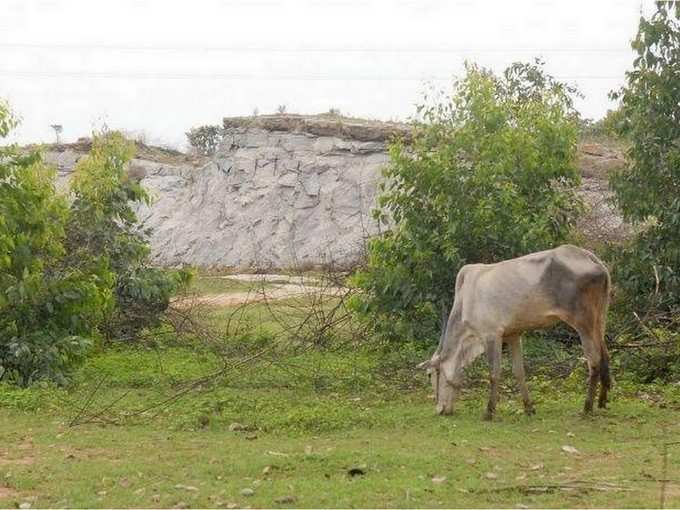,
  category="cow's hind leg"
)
[576,327,602,415]
[507,335,534,416]
[483,335,503,421]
